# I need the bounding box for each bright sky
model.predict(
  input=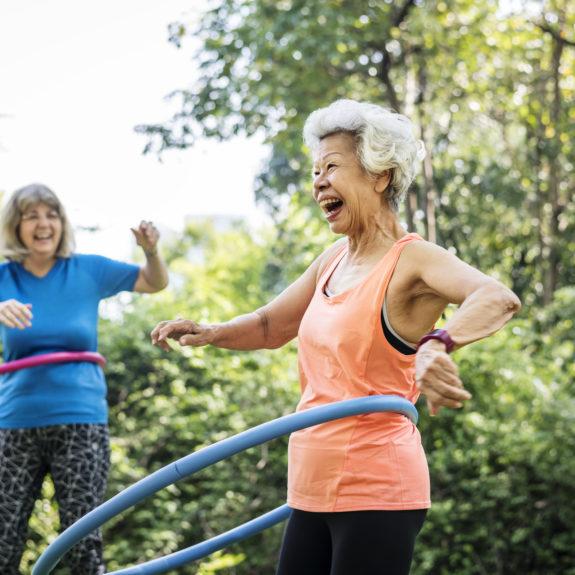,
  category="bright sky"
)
[0,0,268,259]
